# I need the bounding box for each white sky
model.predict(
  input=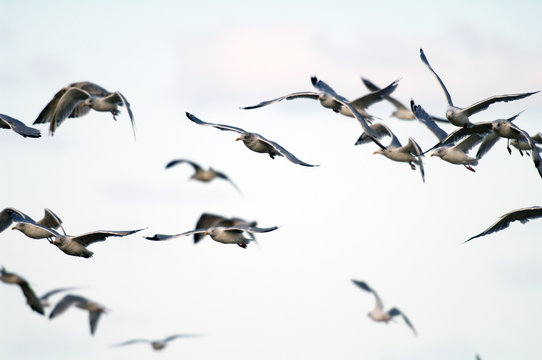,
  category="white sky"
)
[1,1,542,359]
